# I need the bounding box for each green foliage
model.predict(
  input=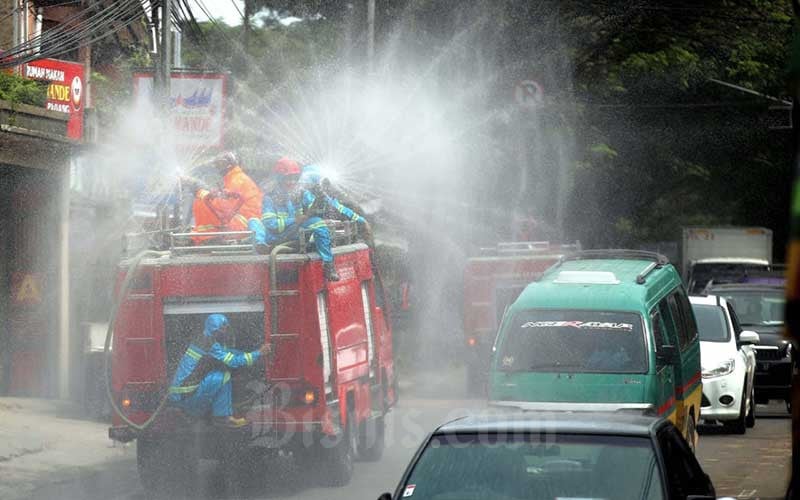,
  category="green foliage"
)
[92,47,152,127]
[0,71,47,107]
[116,0,795,251]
